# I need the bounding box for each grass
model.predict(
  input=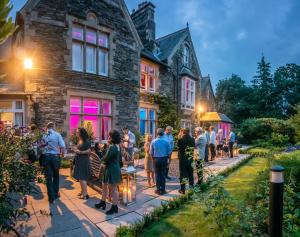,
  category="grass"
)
[141,202,220,237]
[223,157,269,201]
[140,156,269,237]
